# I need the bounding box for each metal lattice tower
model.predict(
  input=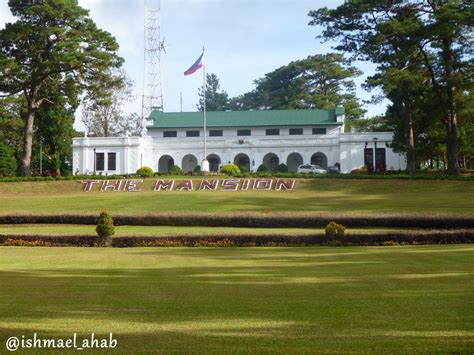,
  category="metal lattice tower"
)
[142,0,165,124]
